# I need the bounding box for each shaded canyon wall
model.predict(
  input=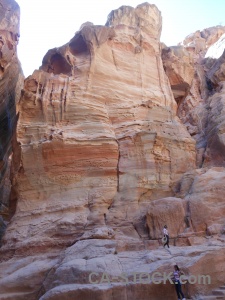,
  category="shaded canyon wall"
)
[0,0,23,241]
